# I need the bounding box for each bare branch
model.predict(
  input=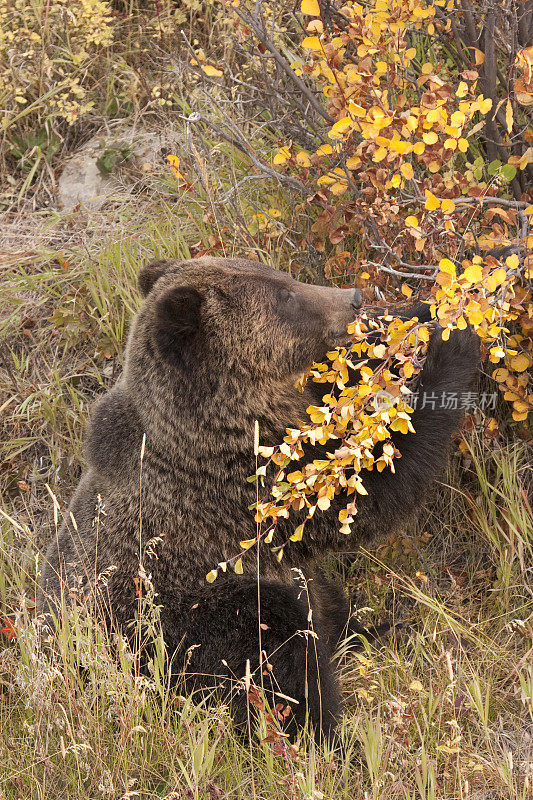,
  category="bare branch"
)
[232,3,334,125]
